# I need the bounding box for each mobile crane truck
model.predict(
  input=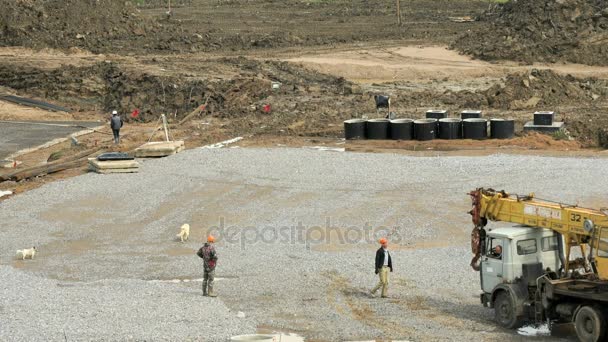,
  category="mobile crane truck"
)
[469,188,608,342]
